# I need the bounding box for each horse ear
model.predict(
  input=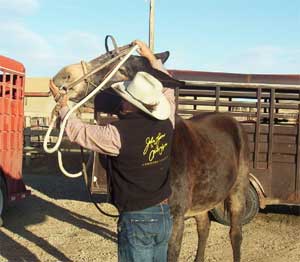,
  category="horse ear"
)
[150,68,185,88]
[154,51,170,64]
